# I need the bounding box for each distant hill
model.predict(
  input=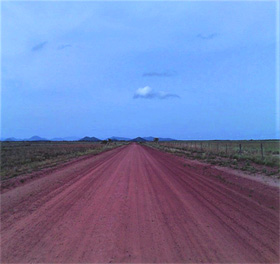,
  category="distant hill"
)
[4,136,48,141]
[51,138,66,141]
[143,136,155,141]
[159,137,176,142]
[26,136,48,141]
[79,136,101,142]
[143,136,176,142]
[130,137,147,142]
[63,136,80,141]
[109,136,131,141]
[3,135,176,142]
[4,137,21,141]
[51,136,80,141]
